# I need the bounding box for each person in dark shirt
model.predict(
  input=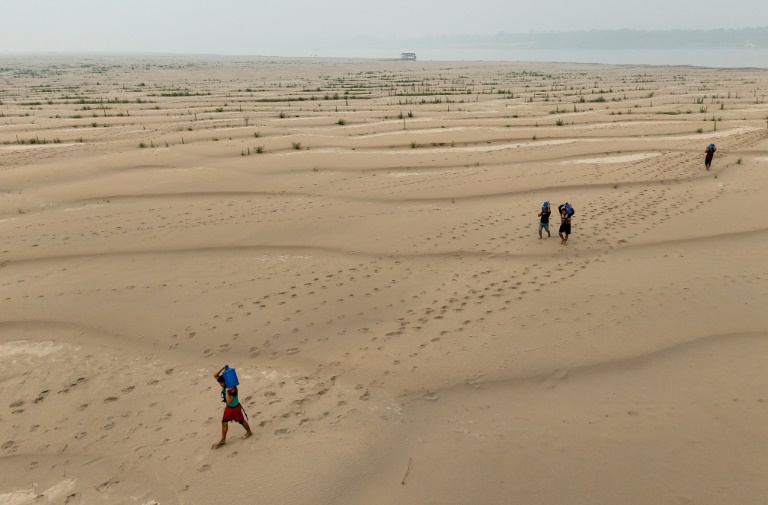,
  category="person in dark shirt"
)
[537,201,551,239]
[704,144,716,170]
[558,203,572,245]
